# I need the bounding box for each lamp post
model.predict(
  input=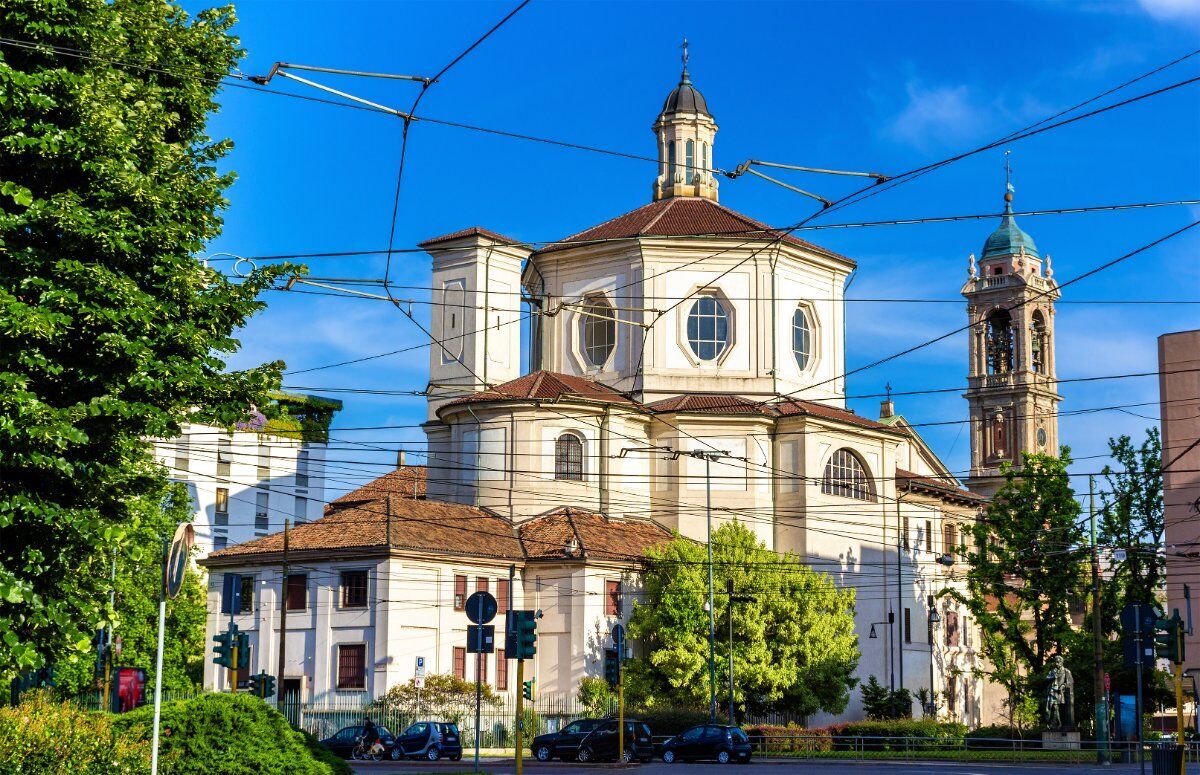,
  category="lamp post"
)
[927,604,942,718]
[868,614,896,690]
